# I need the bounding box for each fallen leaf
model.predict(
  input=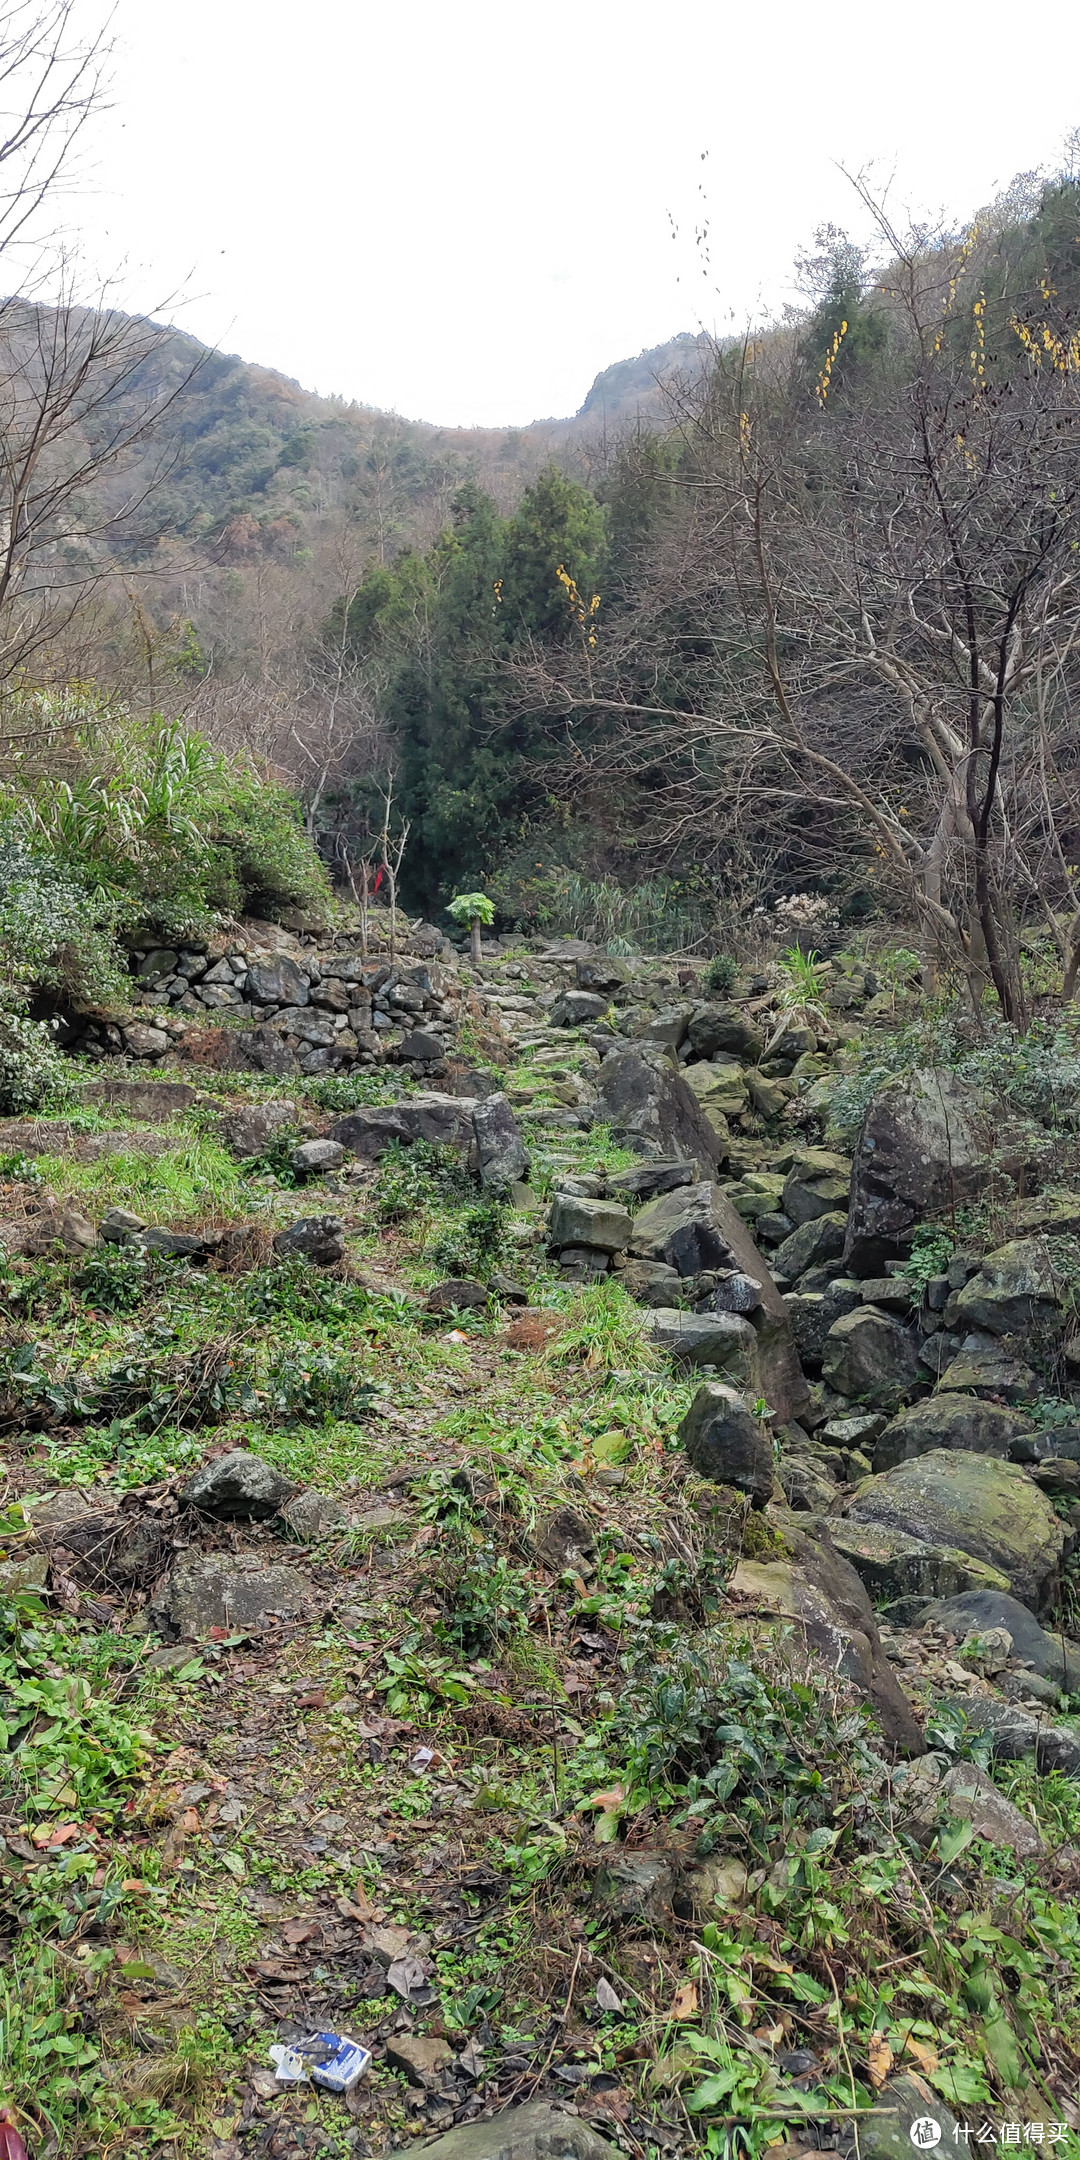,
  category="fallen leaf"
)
[671,1981,699,2020]
[295,1689,326,1710]
[283,1921,319,1947]
[579,1785,625,1815]
[352,1881,377,1920]
[902,2035,939,2074]
[180,1808,201,1833]
[867,2034,893,2090]
[31,1821,79,1848]
[596,1978,623,2014]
